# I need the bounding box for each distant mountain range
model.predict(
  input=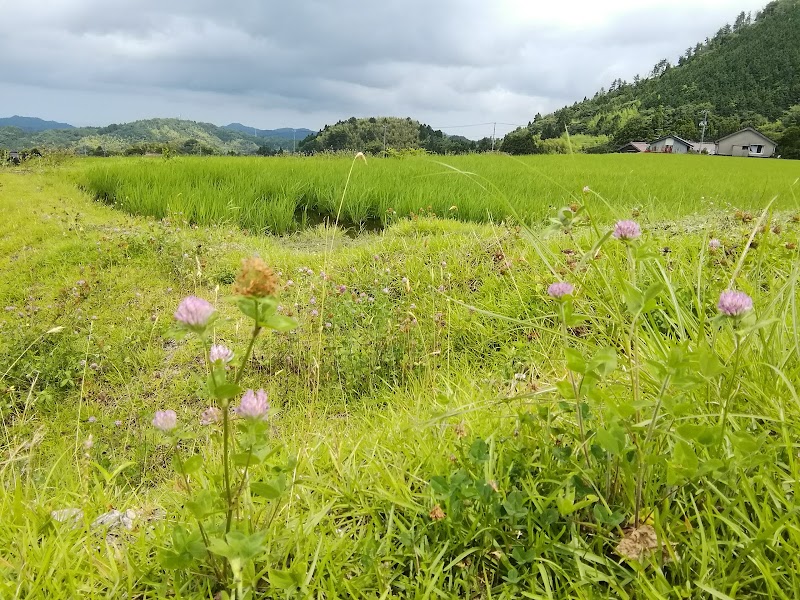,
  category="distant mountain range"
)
[0,116,75,132]
[0,117,317,154]
[0,115,493,156]
[224,123,314,141]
